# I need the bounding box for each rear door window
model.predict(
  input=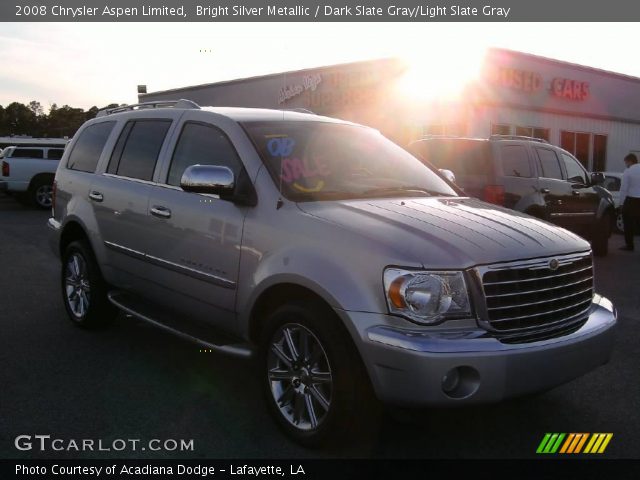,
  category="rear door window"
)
[500,145,532,177]
[108,119,171,181]
[11,148,44,159]
[67,121,115,172]
[535,148,563,180]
